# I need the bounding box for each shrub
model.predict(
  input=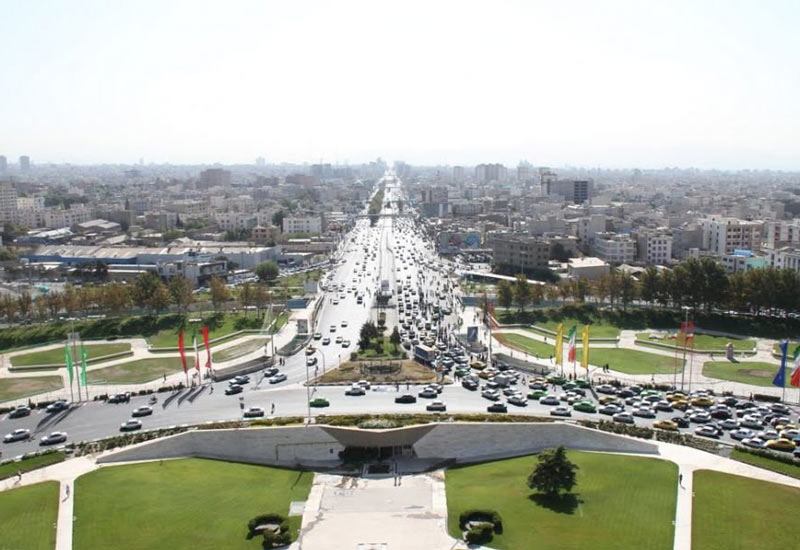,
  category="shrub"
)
[754,393,781,403]
[734,445,800,467]
[465,524,494,544]
[309,398,329,408]
[458,509,503,534]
